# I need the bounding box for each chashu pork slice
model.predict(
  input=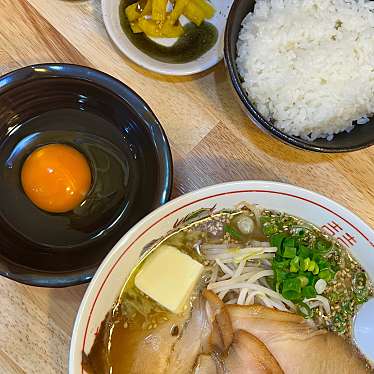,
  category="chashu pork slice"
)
[165,290,233,374]
[223,330,284,374]
[194,355,220,374]
[165,295,213,374]
[193,292,284,374]
[227,304,371,374]
[111,313,184,373]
